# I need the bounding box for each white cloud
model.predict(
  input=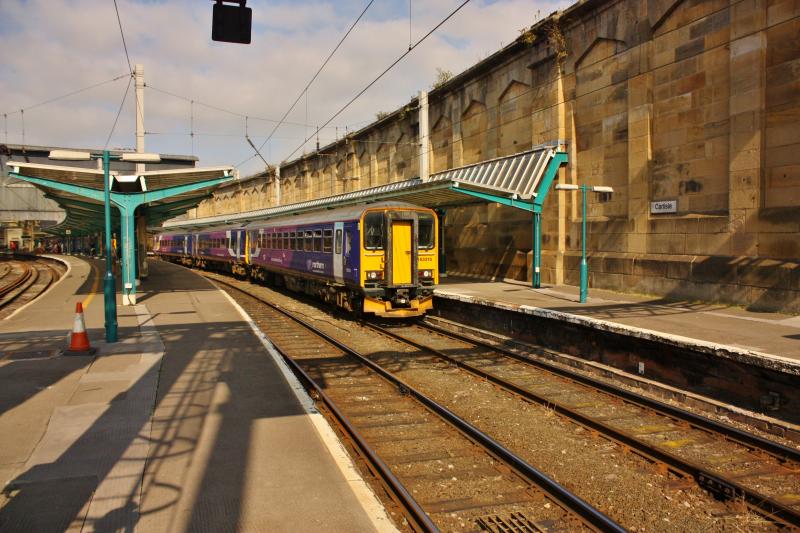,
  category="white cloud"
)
[0,0,572,175]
